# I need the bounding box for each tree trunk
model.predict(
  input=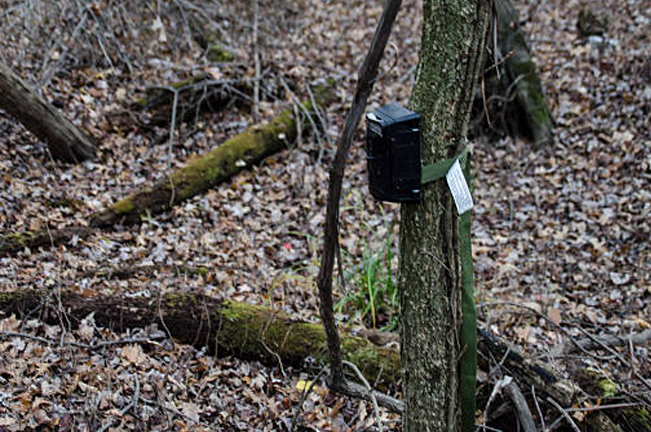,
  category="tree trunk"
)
[0,63,96,163]
[400,0,489,431]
